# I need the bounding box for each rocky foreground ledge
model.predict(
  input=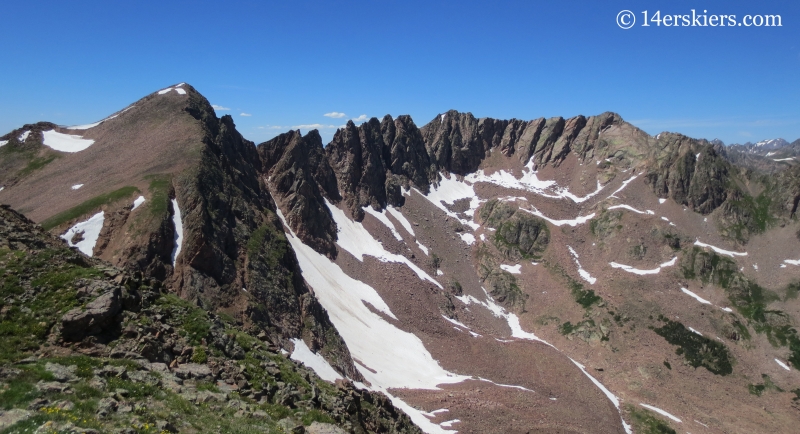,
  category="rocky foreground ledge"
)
[0,204,420,434]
